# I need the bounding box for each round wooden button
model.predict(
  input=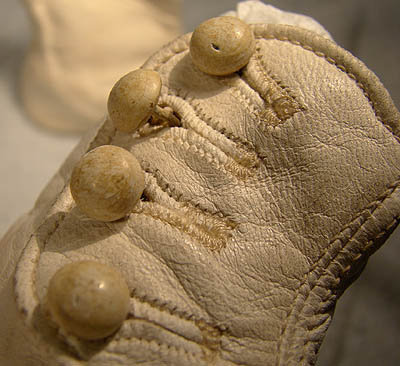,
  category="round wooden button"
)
[108,69,161,133]
[47,261,130,340]
[70,145,145,222]
[190,16,255,76]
